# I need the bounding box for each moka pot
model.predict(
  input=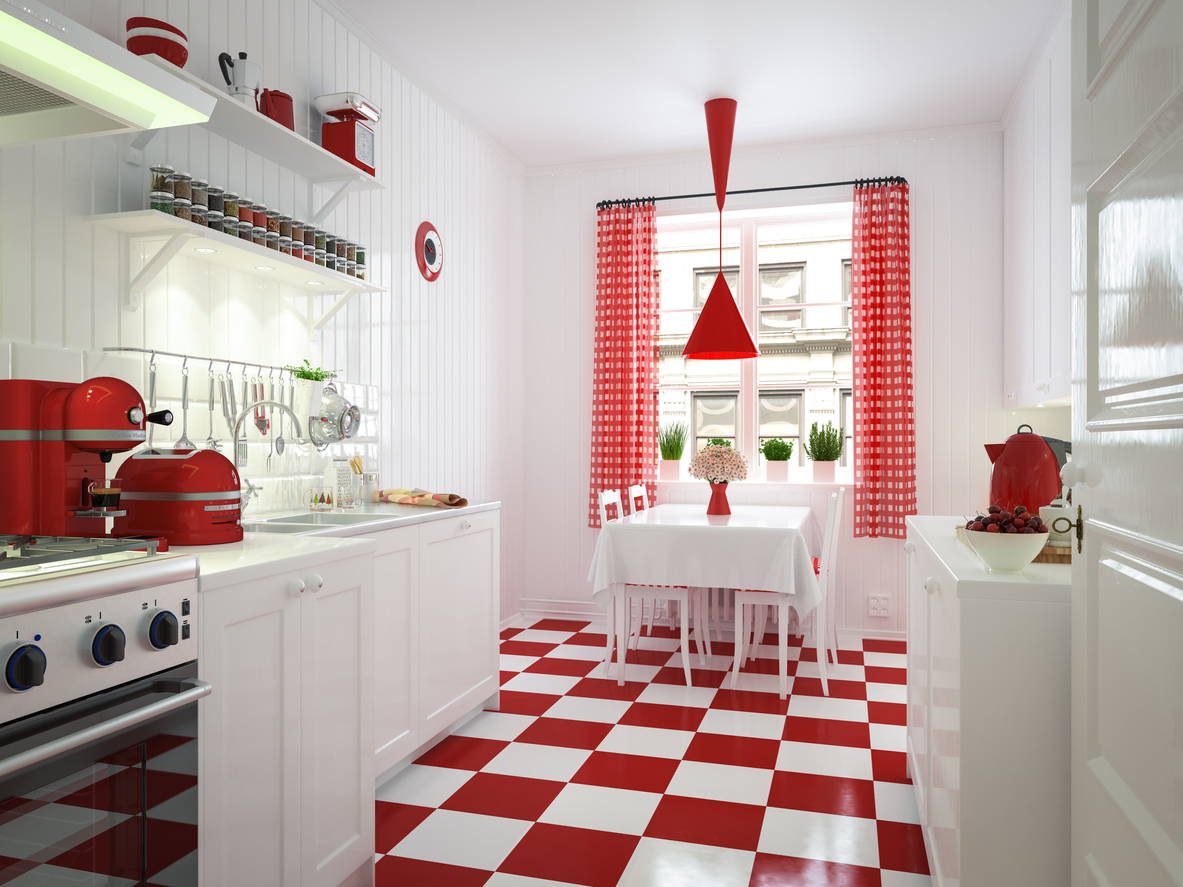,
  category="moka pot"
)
[218,51,261,106]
